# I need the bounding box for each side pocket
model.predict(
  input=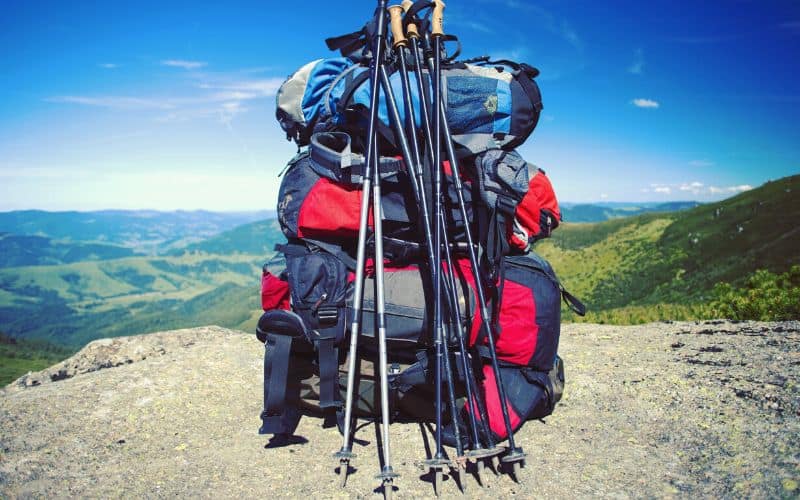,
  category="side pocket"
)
[282,244,350,344]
